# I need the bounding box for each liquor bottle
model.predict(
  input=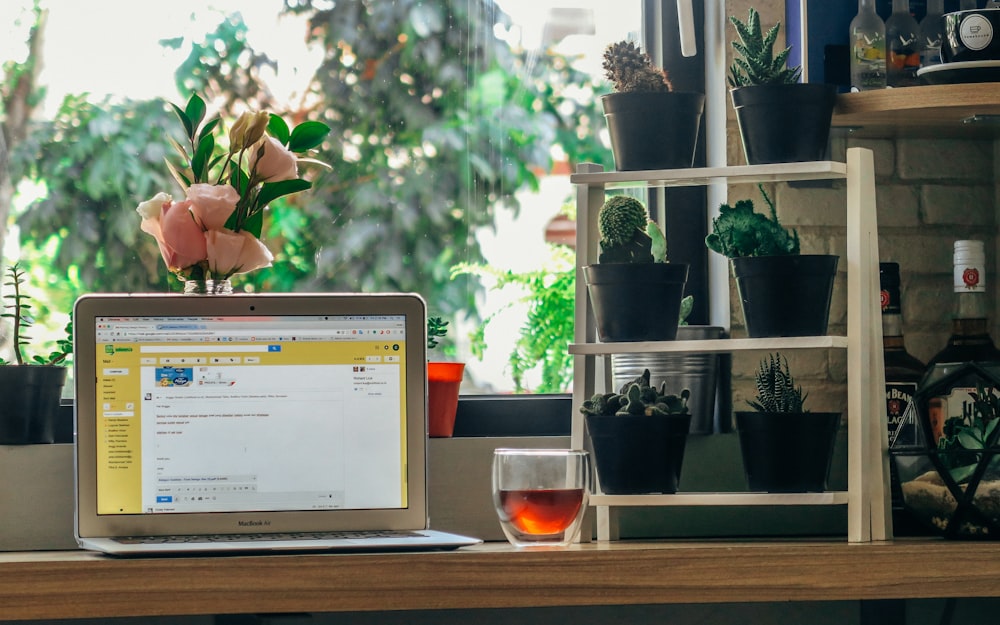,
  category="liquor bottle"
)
[886,0,922,87]
[850,0,887,91]
[879,262,926,535]
[922,241,1000,443]
[919,0,945,68]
